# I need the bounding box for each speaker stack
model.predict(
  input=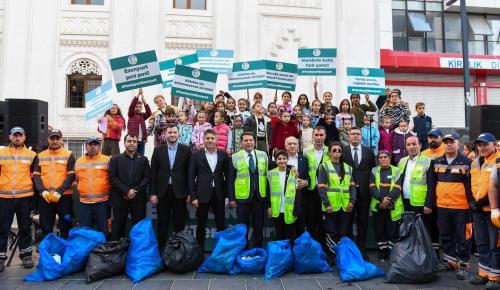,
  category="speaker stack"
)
[2,99,49,147]
[470,105,500,141]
